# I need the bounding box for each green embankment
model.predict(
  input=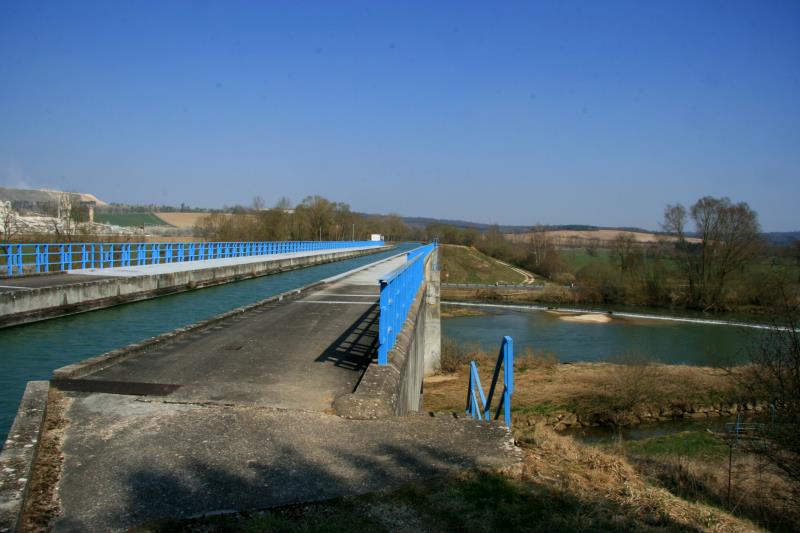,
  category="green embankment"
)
[440,244,526,284]
[93,212,173,227]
